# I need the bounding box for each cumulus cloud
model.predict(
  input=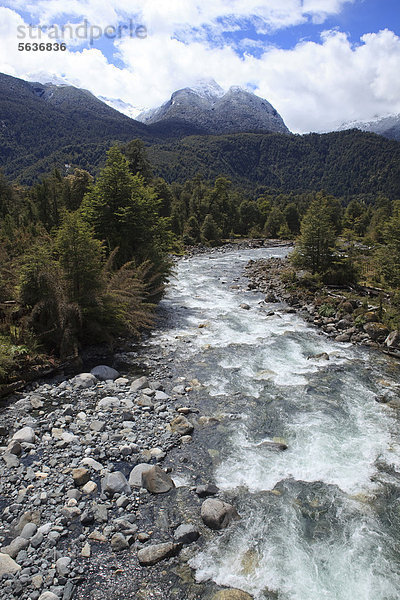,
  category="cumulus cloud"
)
[1,2,400,132]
